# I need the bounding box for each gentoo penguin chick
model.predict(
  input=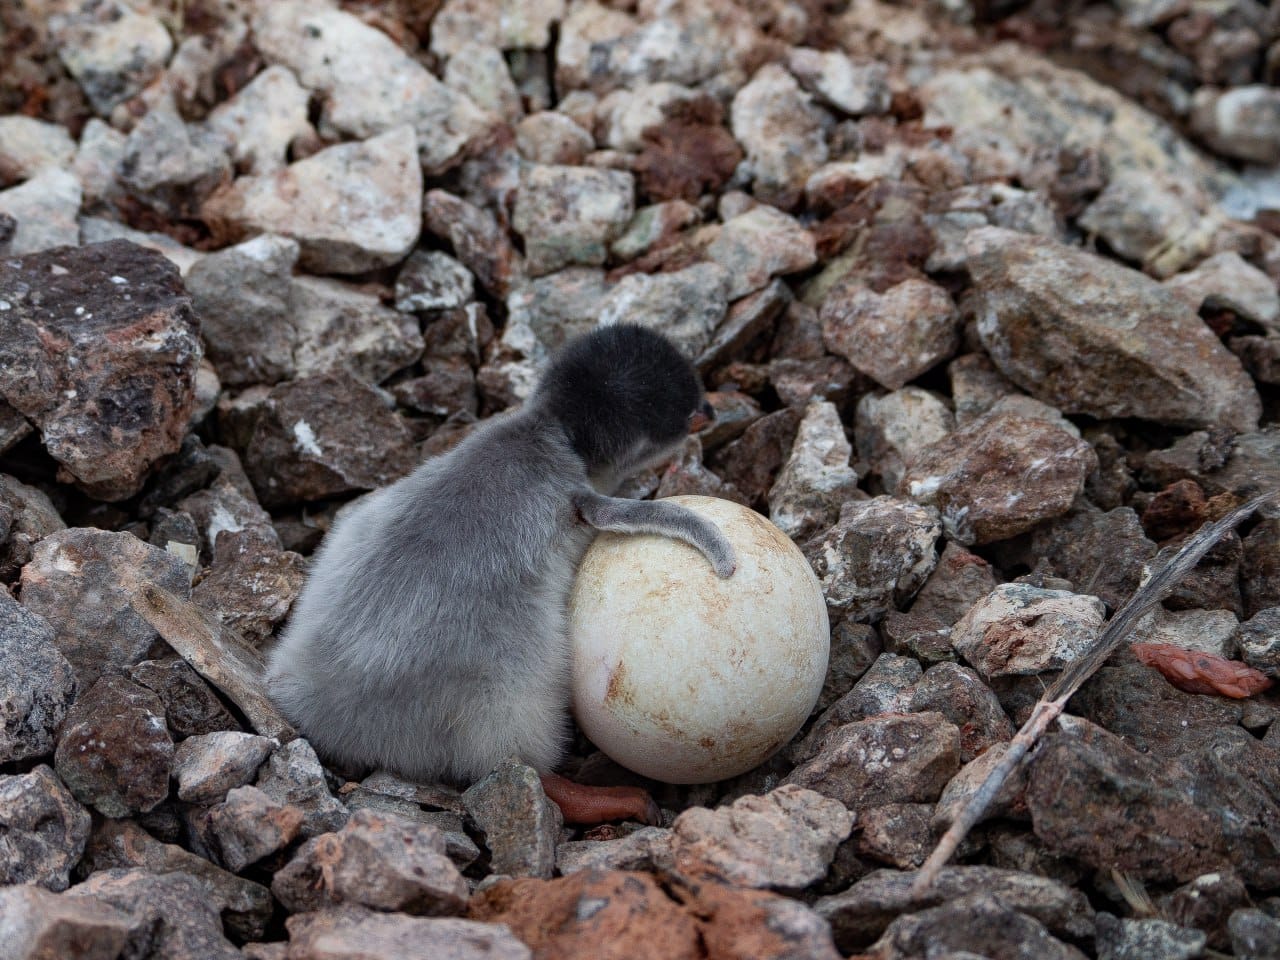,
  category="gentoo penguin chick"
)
[266,324,736,823]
